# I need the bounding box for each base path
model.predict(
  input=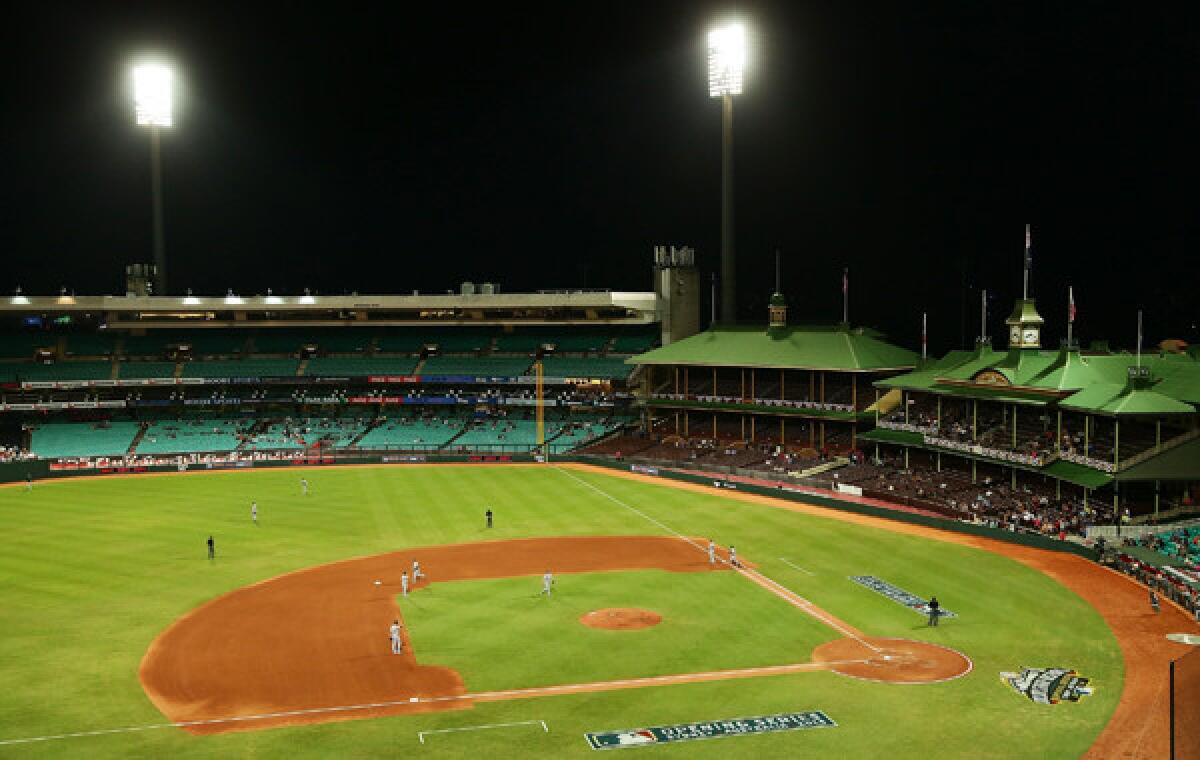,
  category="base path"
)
[140,536,726,734]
